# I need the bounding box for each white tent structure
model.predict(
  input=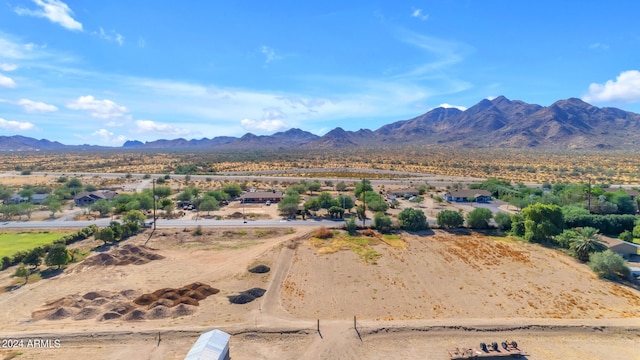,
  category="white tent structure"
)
[184,329,231,360]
